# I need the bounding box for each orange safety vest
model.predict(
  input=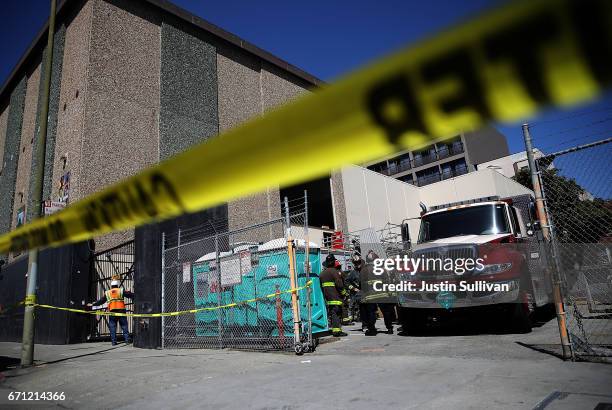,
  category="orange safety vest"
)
[105,288,125,311]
